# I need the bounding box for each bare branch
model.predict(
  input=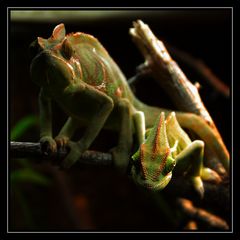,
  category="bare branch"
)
[177,198,229,230]
[10,141,112,166]
[130,20,212,122]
